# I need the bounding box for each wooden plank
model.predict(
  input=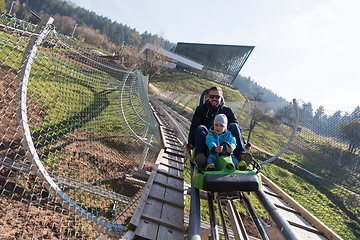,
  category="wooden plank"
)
[263,185,323,237]
[152,109,164,127]
[160,161,183,172]
[157,225,184,240]
[148,185,184,208]
[159,157,183,170]
[165,148,185,158]
[141,204,184,232]
[147,180,183,206]
[166,141,183,148]
[154,173,183,192]
[154,179,183,192]
[141,215,184,233]
[136,198,163,239]
[121,230,136,240]
[149,183,166,199]
[163,132,176,138]
[157,165,183,180]
[164,187,184,207]
[274,203,300,214]
[163,130,175,135]
[163,129,175,134]
[162,126,174,132]
[128,150,164,230]
[154,172,169,186]
[148,195,184,209]
[163,155,184,164]
[165,139,181,146]
[134,219,159,240]
[166,176,184,192]
[263,189,281,198]
[289,221,324,235]
[161,203,184,230]
[169,166,184,179]
[165,135,179,141]
[157,169,183,181]
[167,145,184,152]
